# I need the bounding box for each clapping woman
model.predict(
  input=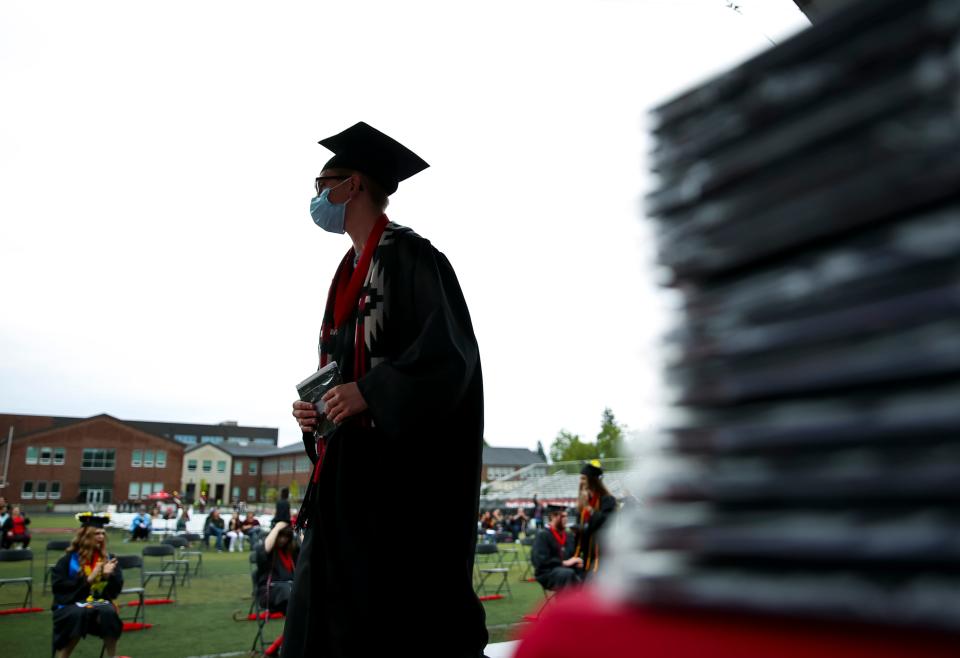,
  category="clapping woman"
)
[51,513,124,658]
